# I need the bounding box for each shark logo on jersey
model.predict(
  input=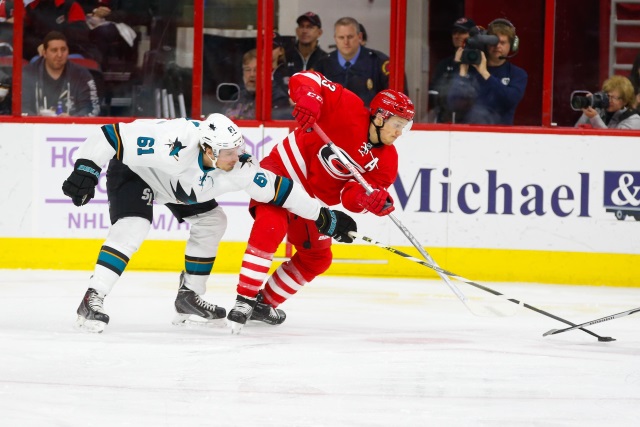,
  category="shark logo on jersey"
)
[168,138,185,160]
[199,173,213,188]
[239,153,253,168]
[171,180,199,204]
